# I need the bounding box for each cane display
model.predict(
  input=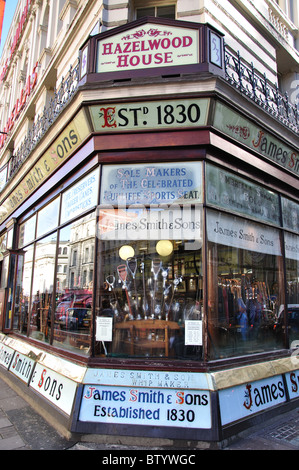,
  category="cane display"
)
[98,239,203,358]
